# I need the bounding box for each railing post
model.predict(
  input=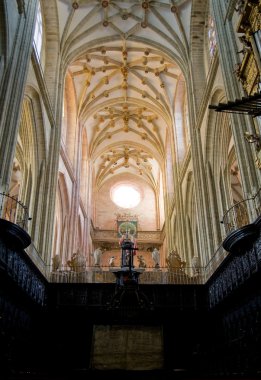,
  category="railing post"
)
[0,192,4,219]
[253,188,261,217]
